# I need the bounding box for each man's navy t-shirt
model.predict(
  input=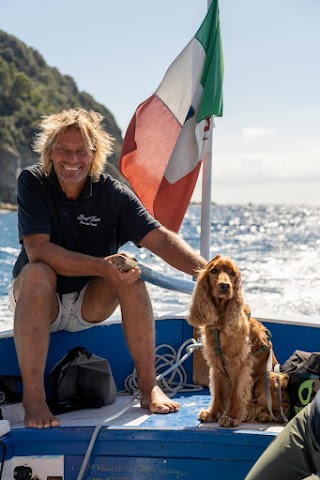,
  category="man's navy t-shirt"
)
[12,163,161,294]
